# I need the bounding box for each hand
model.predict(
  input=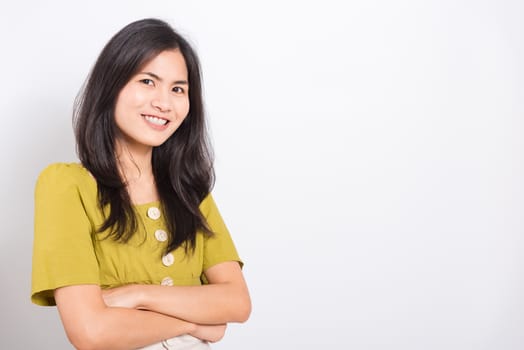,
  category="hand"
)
[190,324,227,343]
[101,284,140,309]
